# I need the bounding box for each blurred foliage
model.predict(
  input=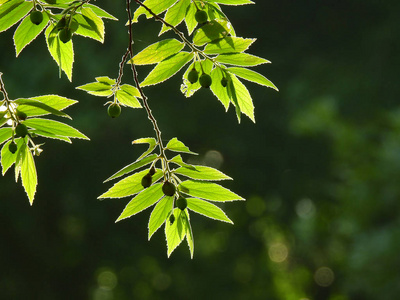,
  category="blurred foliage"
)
[0,0,399,299]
